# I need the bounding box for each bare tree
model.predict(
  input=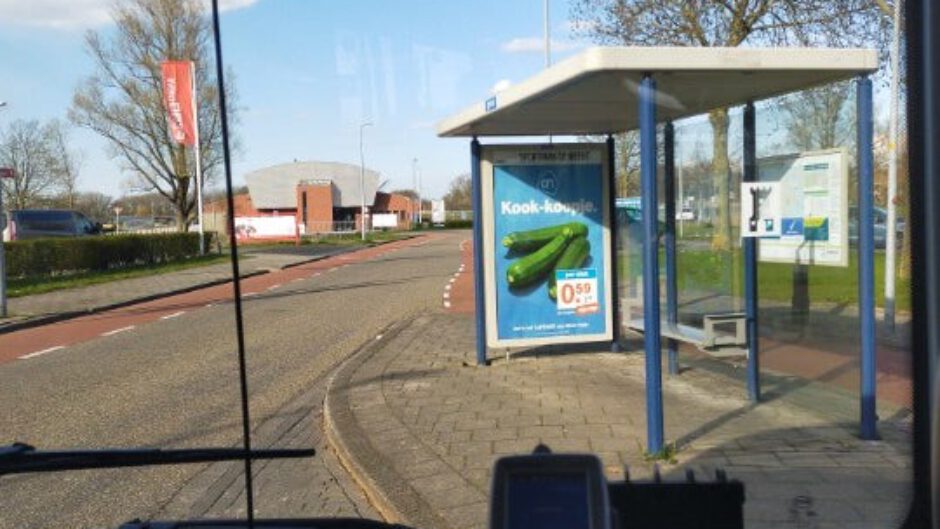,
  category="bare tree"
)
[0,119,74,209]
[570,0,888,250]
[70,0,238,231]
[72,191,114,222]
[778,81,855,153]
[47,120,83,208]
[443,174,472,211]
